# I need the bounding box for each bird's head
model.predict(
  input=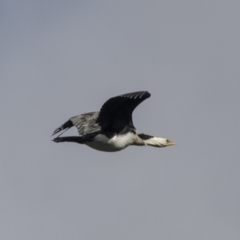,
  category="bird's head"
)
[165,138,177,147]
[139,135,176,148]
